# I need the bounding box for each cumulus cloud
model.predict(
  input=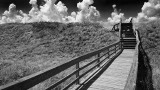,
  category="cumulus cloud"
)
[0,0,101,24]
[136,0,160,22]
[3,4,17,18]
[28,0,64,22]
[77,0,94,10]
[0,0,65,23]
[107,4,125,24]
[39,0,63,22]
[64,0,100,23]
[0,3,26,24]
[29,0,39,17]
[55,1,68,18]
[75,0,100,22]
